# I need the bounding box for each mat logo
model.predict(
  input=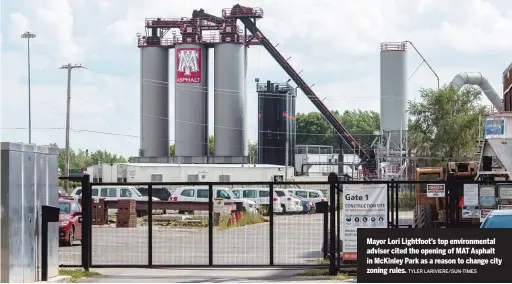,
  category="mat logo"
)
[176,48,201,84]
